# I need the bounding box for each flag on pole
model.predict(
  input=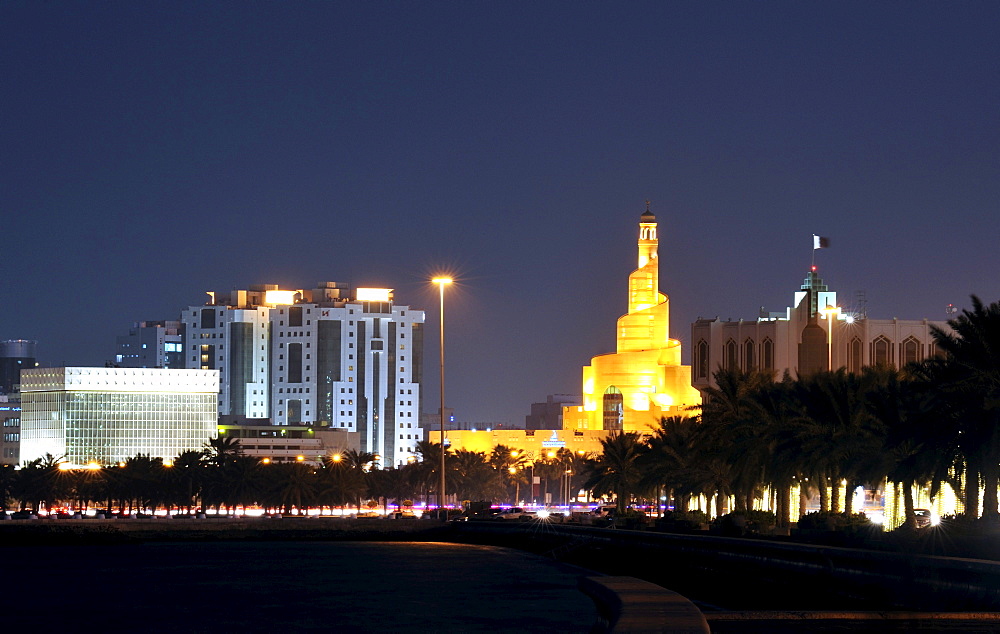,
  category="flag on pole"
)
[813,235,830,250]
